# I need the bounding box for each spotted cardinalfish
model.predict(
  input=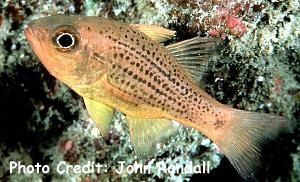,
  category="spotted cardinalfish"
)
[25,15,290,178]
